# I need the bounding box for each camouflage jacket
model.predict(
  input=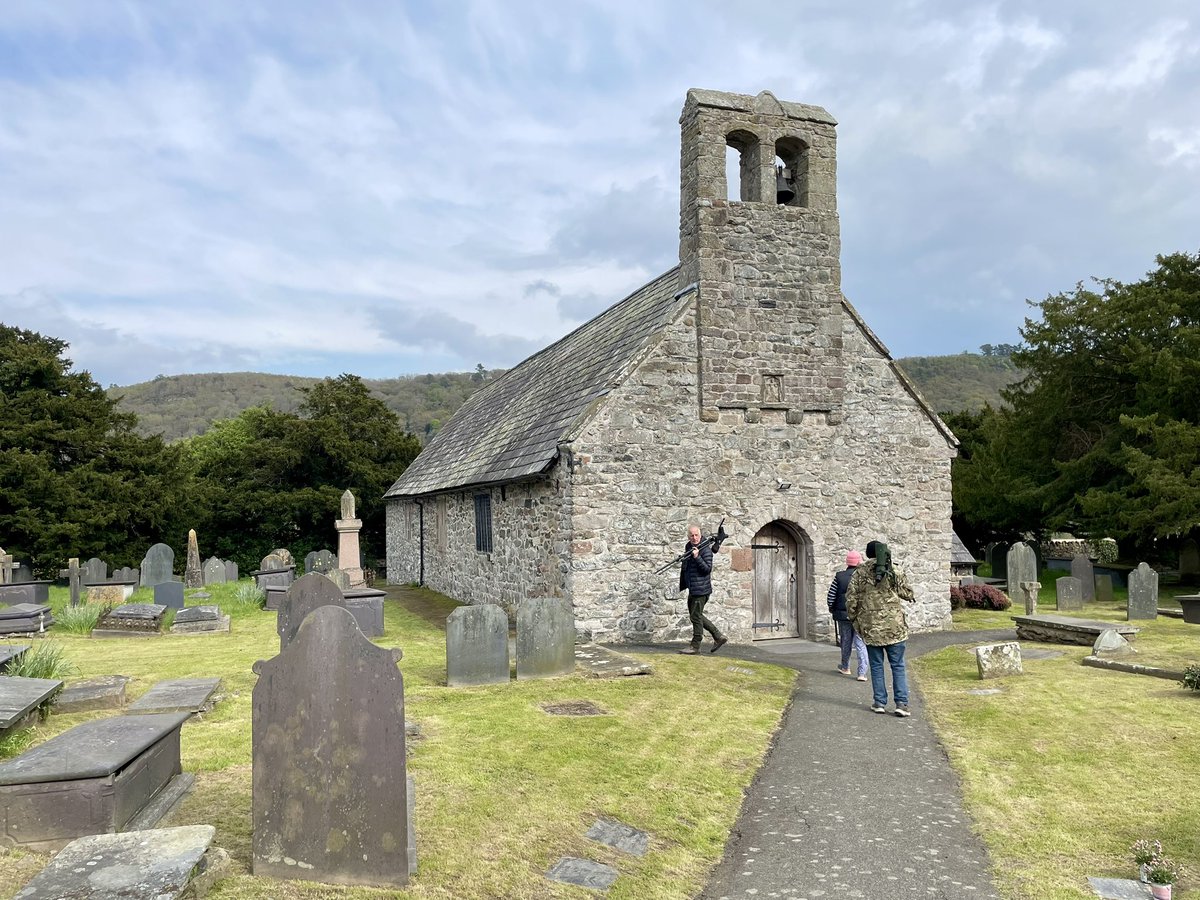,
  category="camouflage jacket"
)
[846,565,915,646]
